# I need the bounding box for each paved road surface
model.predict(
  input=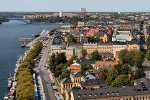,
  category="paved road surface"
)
[35,38,56,100]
